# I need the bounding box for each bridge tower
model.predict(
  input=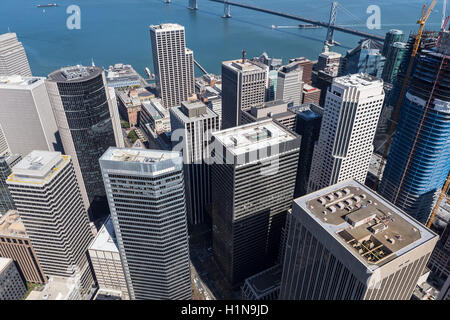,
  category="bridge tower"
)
[188,0,198,10]
[323,1,338,52]
[164,0,171,3]
[223,0,231,18]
